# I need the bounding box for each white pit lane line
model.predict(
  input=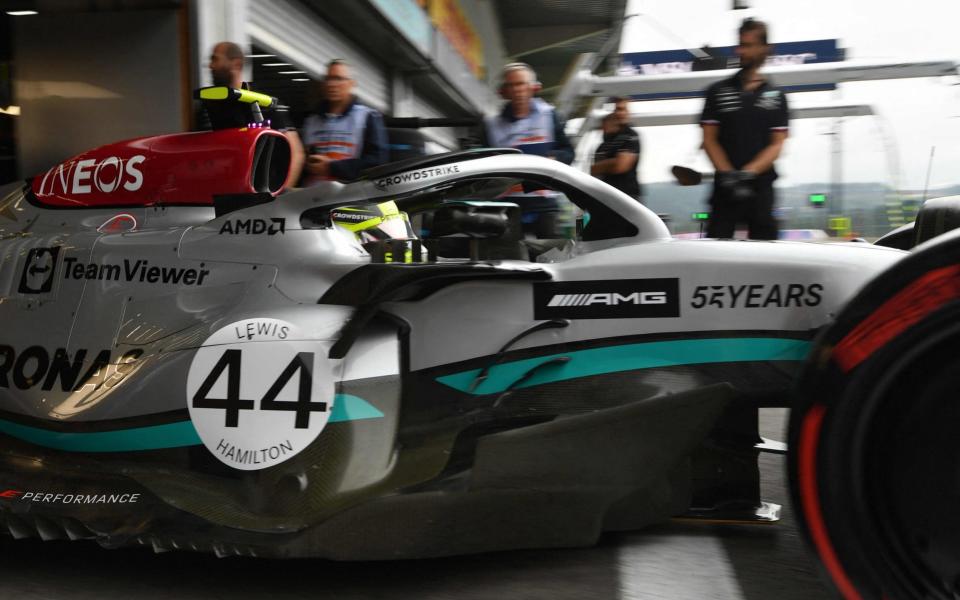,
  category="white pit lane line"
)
[616,408,799,600]
[617,534,745,600]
